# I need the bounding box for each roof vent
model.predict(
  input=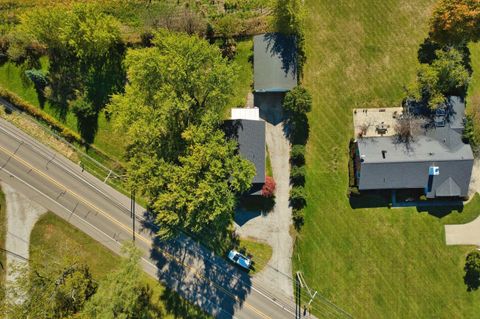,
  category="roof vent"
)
[381,150,387,159]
